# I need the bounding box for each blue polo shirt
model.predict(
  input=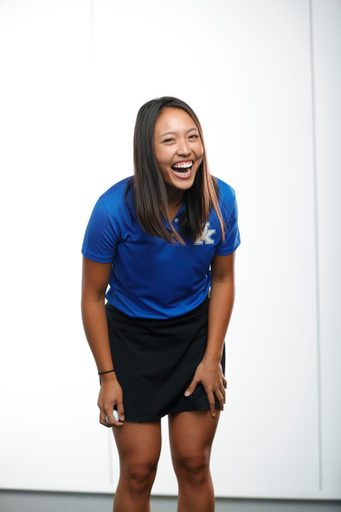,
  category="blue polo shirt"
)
[82,177,240,319]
